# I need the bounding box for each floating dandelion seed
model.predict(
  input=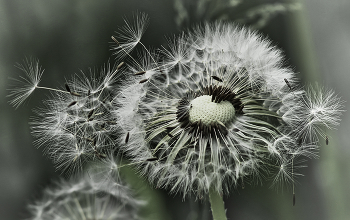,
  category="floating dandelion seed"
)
[8,57,44,108]
[112,12,149,59]
[282,85,345,143]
